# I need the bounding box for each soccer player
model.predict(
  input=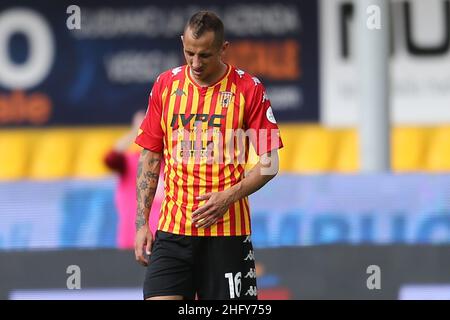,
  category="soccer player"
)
[134,10,283,300]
